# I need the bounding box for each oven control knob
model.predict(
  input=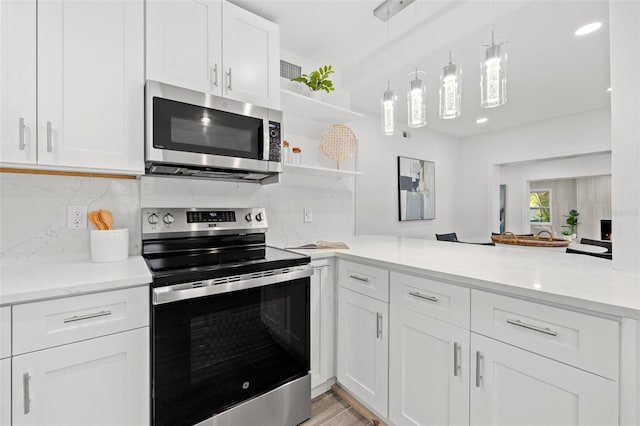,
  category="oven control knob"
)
[245,213,253,222]
[255,213,263,222]
[163,213,175,225]
[148,213,160,225]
